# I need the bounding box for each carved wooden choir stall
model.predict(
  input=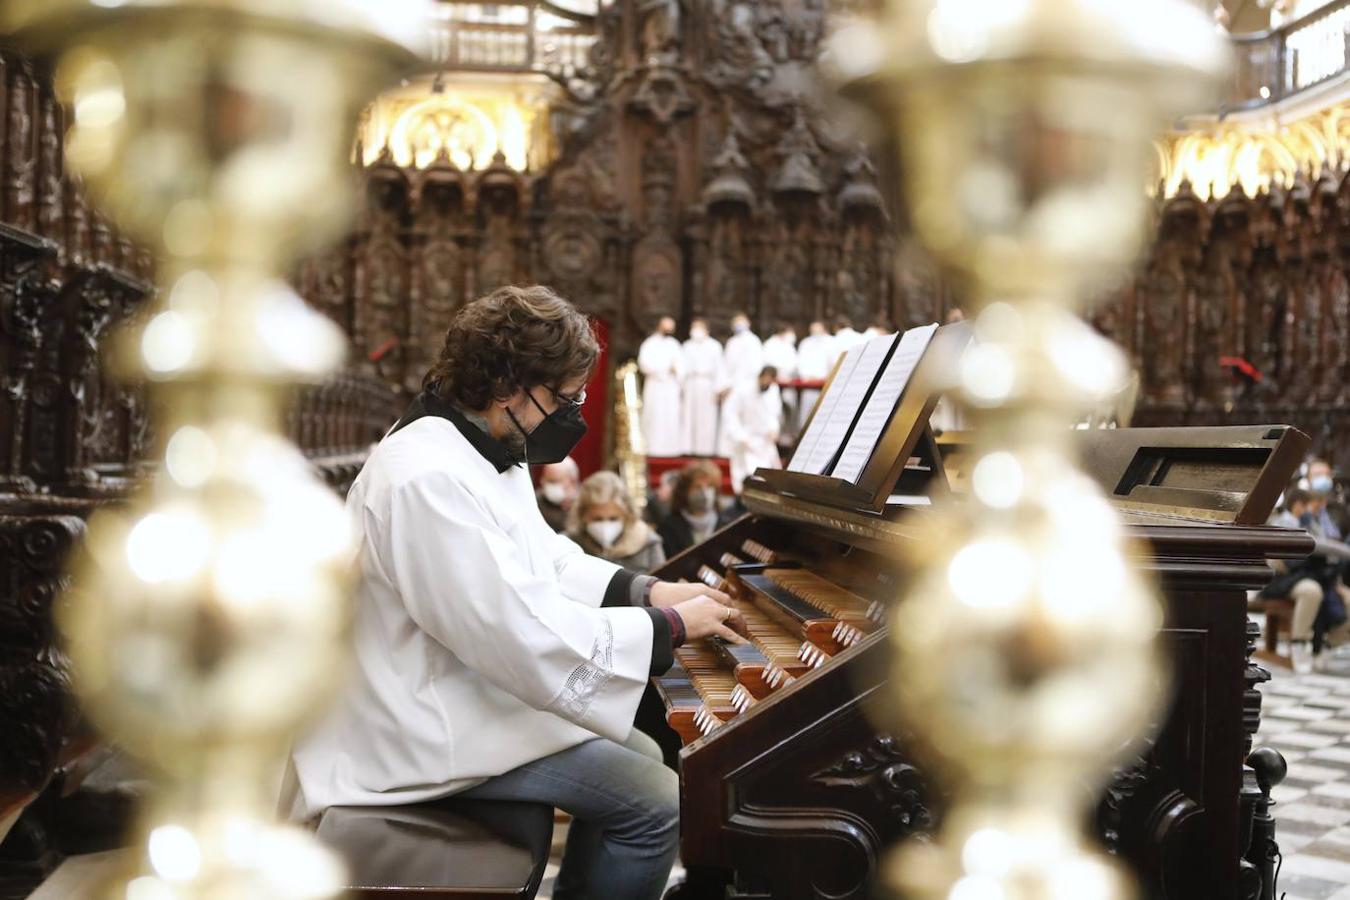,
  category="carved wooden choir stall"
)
[1102,175,1350,468]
